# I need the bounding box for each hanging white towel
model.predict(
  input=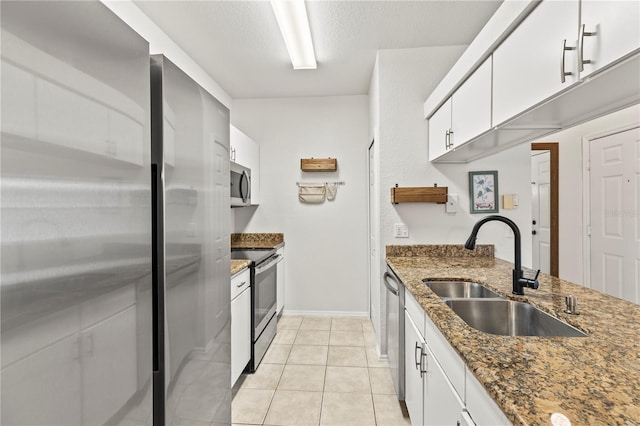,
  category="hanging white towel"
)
[325,182,338,201]
[298,184,326,203]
